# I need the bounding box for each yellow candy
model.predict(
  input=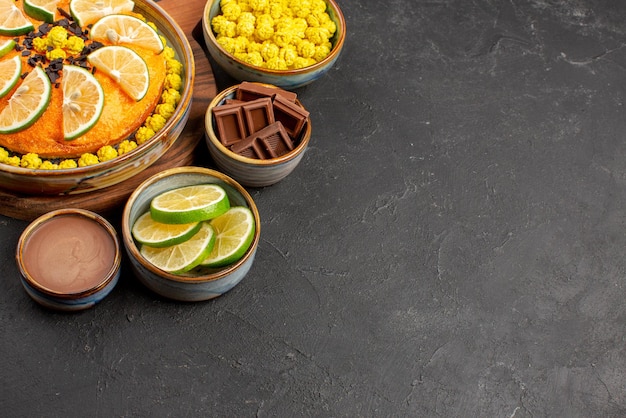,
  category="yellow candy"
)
[97,146,118,162]
[78,153,99,167]
[237,19,255,37]
[260,41,279,61]
[222,2,242,20]
[243,51,264,66]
